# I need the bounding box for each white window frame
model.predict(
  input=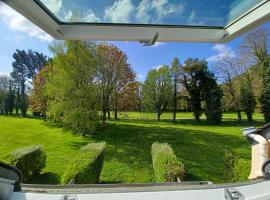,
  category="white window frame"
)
[2,0,270,43]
